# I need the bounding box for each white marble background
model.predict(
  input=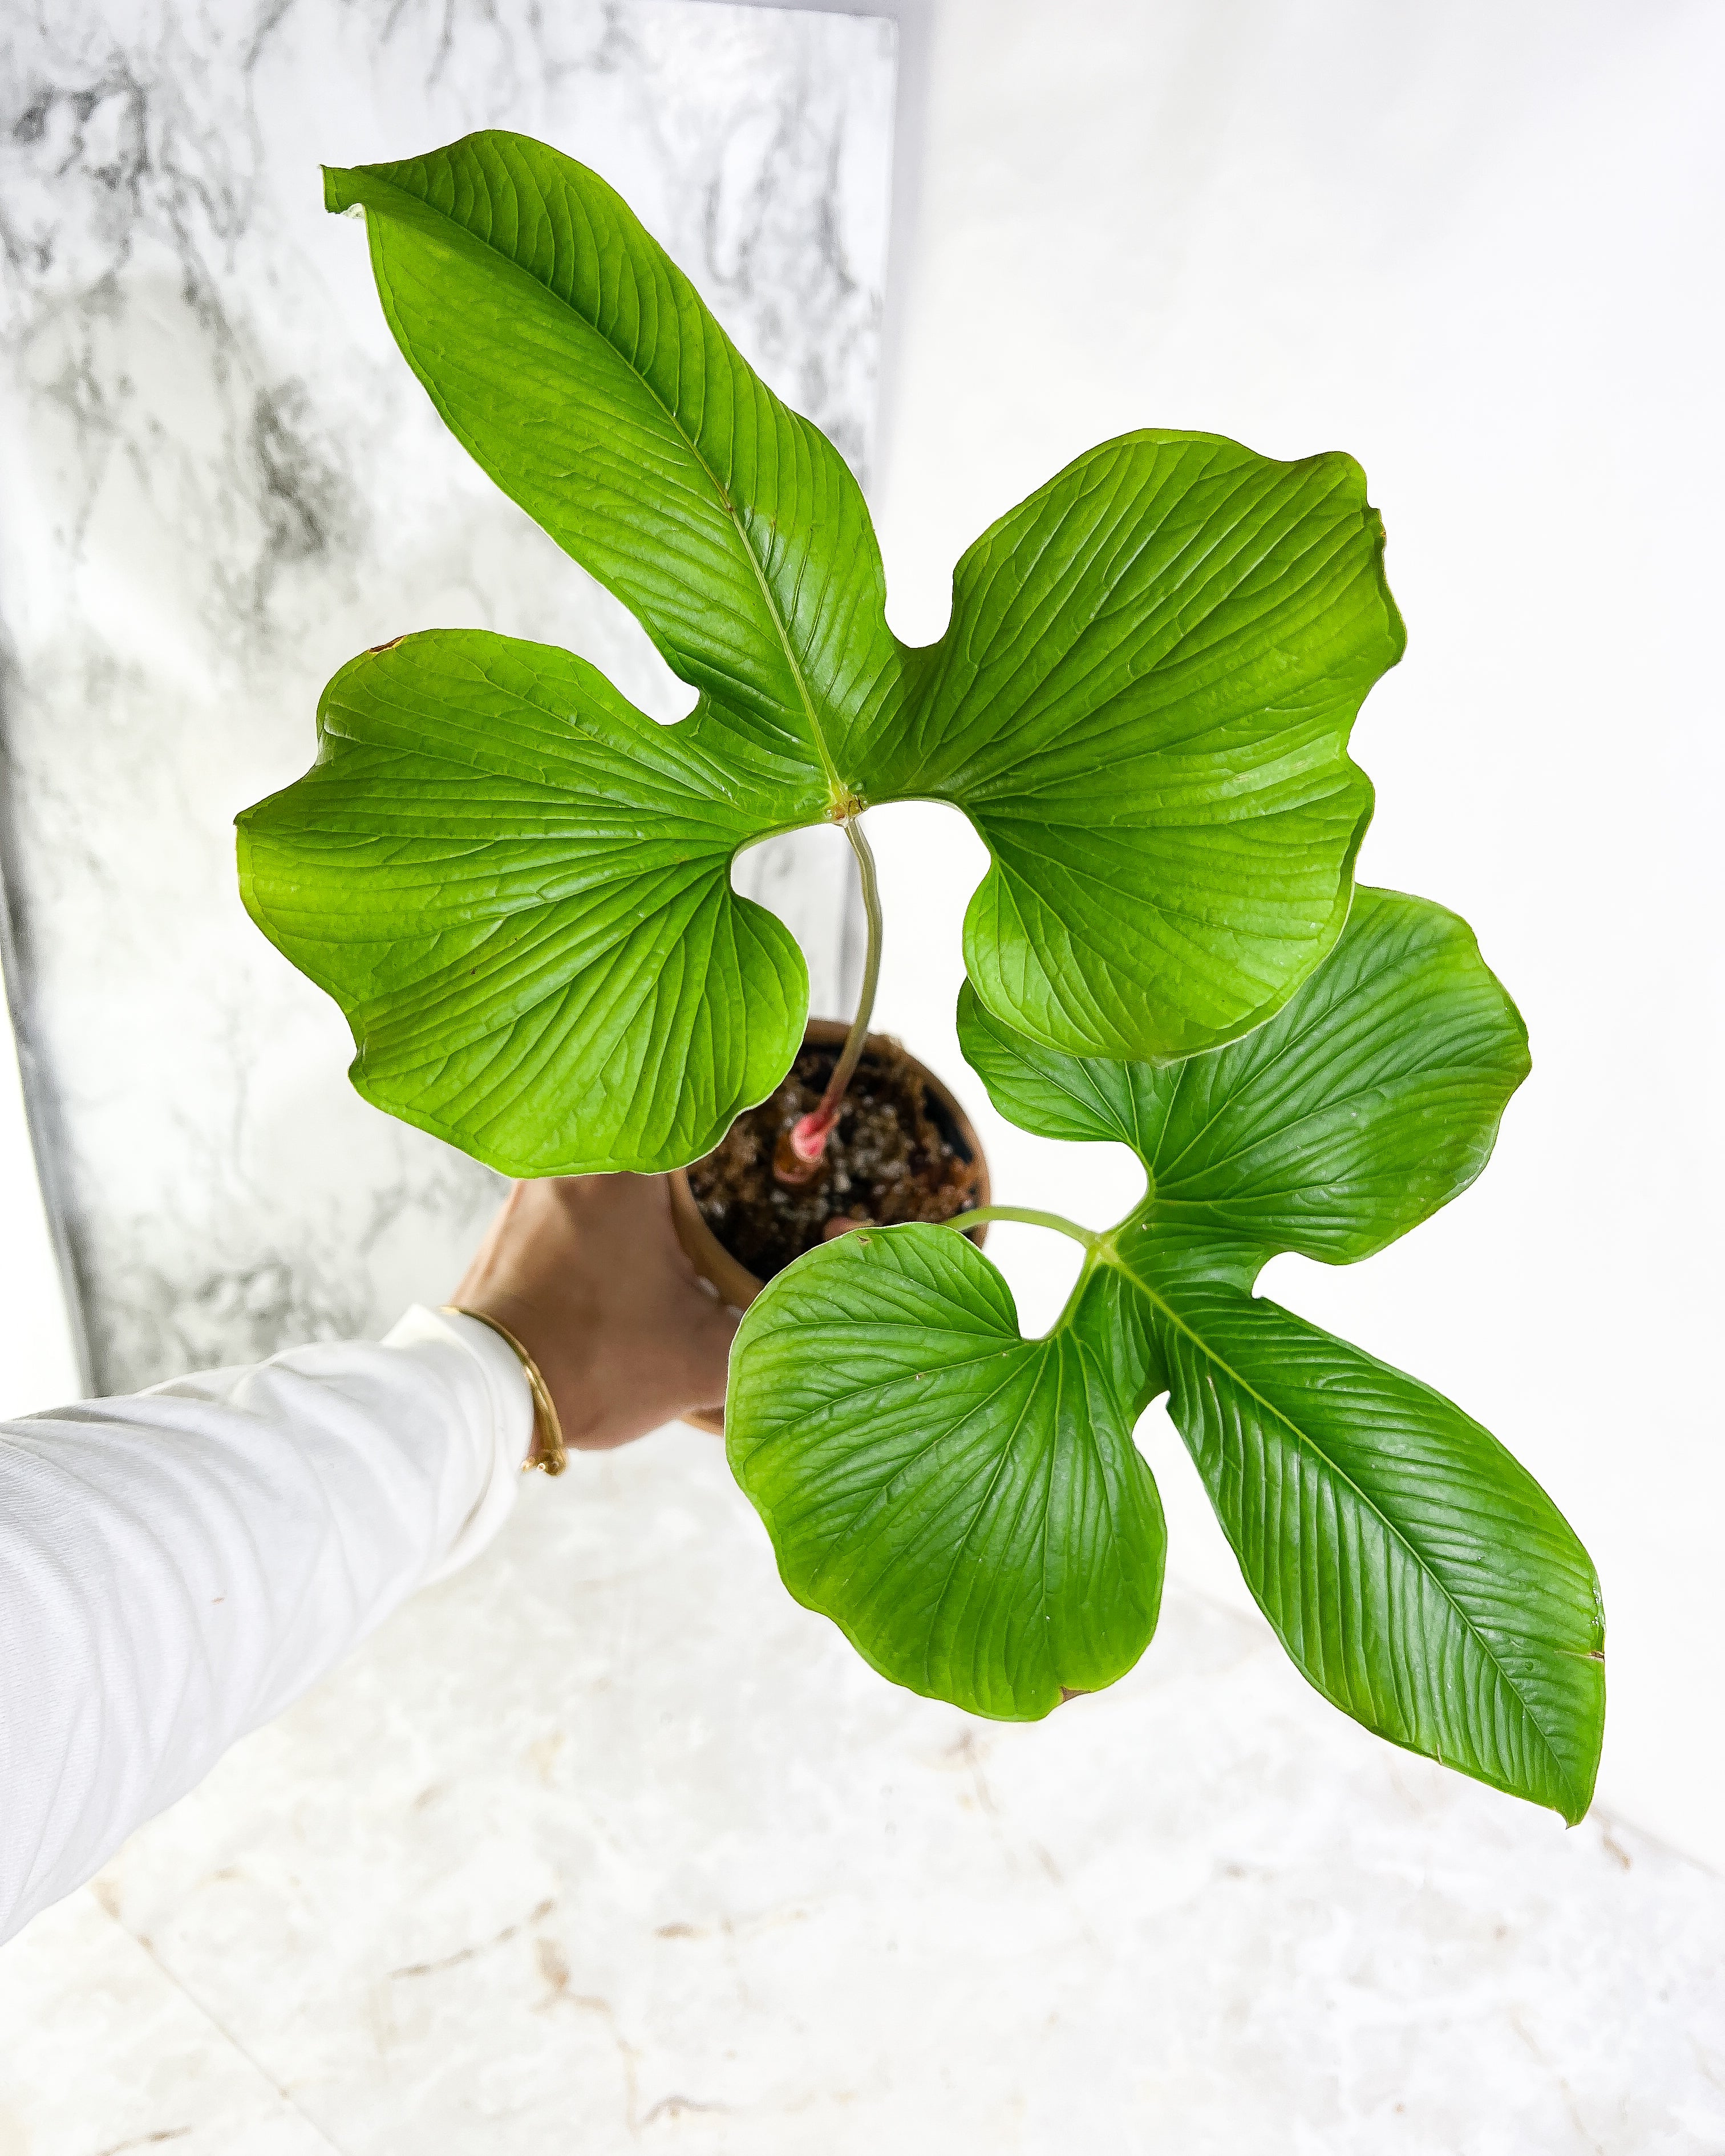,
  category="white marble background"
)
[0,0,891,1395]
